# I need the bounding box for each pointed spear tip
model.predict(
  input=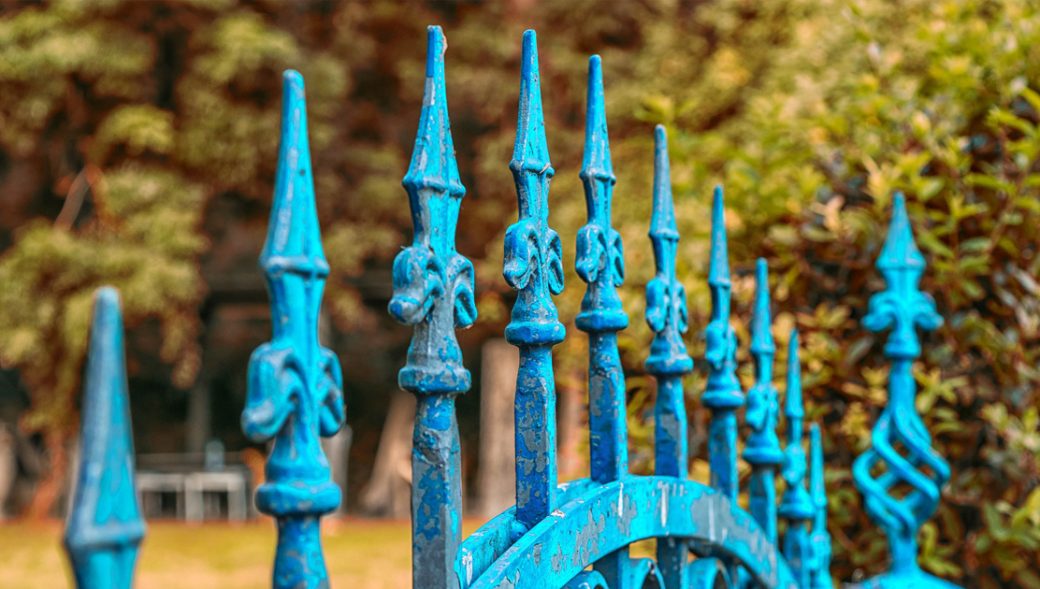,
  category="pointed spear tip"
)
[878,191,924,272]
[708,184,731,286]
[282,68,304,89]
[649,125,676,240]
[522,29,538,67]
[786,328,804,417]
[654,123,667,144]
[425,25,446,77]
[751,259,774,352]
[581,52,613,183]
[94,285,121,313]
[512,28,551,174]
[810,423,826,498]
[89,287,124,350]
